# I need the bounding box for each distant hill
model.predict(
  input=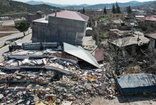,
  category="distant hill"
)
[26,0,90,8]
[63,4,90,9]
[25,0,154,9]
[137,1,156,9]
[64,1,153,9]
[0,0,59,16]
[26,0,65,7]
